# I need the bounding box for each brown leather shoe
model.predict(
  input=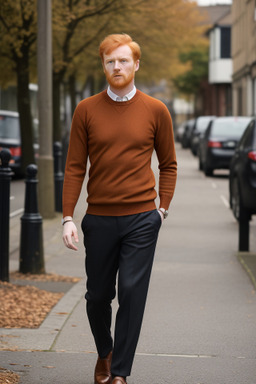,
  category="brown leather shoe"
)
[94,351,112,384]
[112,377,127,384]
